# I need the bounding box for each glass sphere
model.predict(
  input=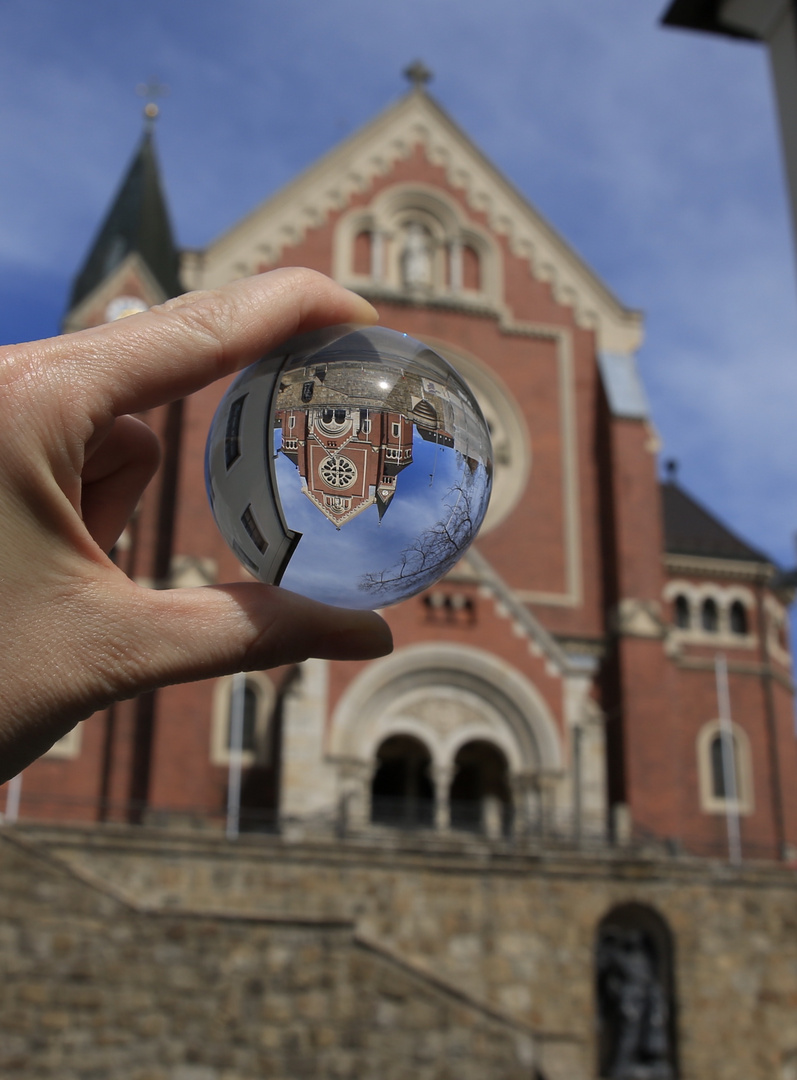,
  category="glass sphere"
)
[205,325,493,609]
